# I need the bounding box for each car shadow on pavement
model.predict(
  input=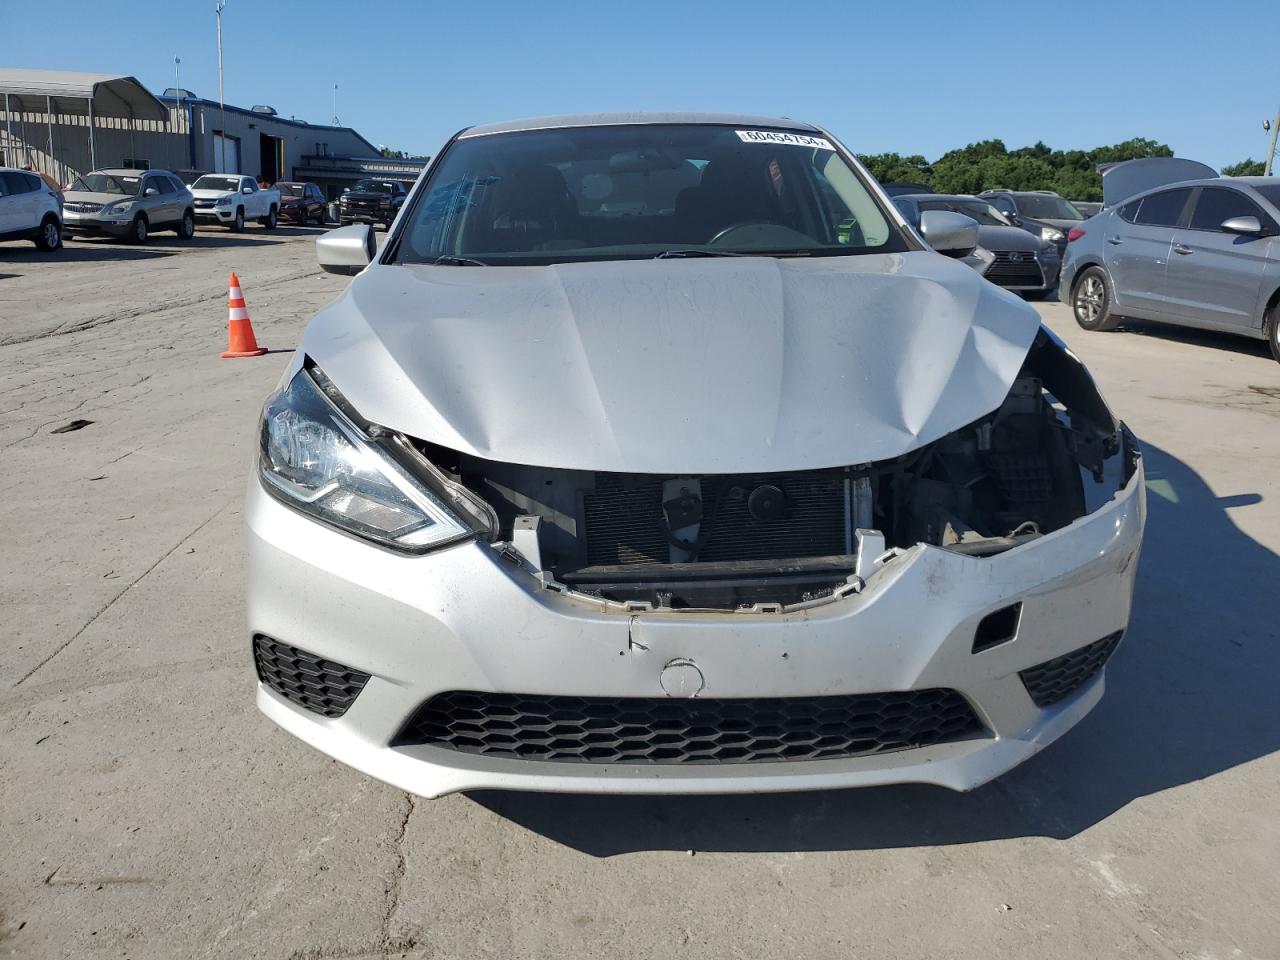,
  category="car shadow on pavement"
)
[1118,319,1273,361]
[10,246,177,264]
[470,441,1280,856]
